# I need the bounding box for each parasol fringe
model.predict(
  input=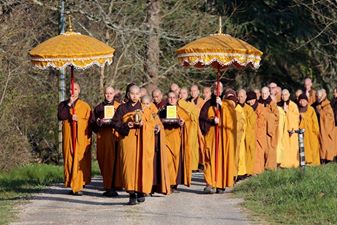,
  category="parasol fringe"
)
[31,59,113,70]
